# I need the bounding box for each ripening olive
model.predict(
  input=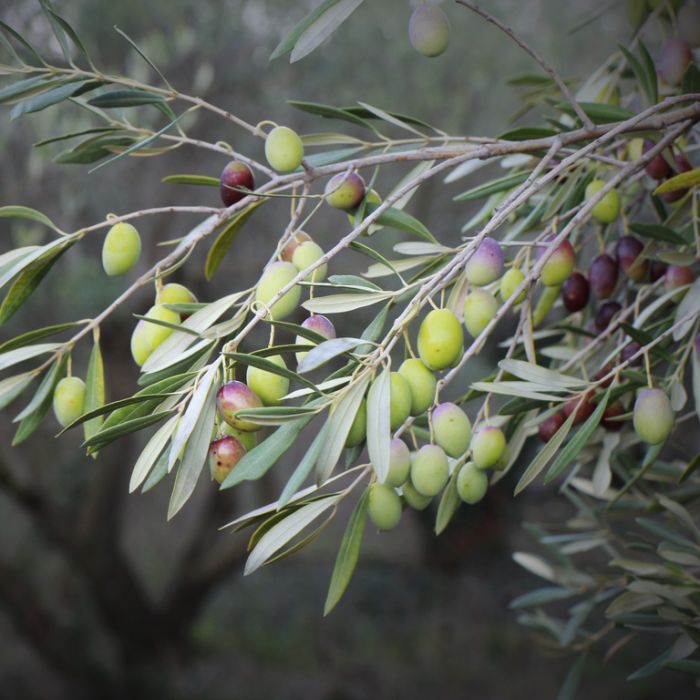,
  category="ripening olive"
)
[292,240,327,282]
[643,140,673,180]
[585,180,621,224]
[470,425,506,470]
[402,477,433,510]
[385,438,411,487]
[367,483,403,531]
[633,388,673,444]
[281,231,312,262]
[417,308,463,371]
[220,161,254,207]
[432,402,471,458]
[410,444,449,497]
[538,411,565,443]
[463,289,498,338]
[208,435,246,484]
[500,267,526,304]
[246,355,289,406]
[389,372,412,431]
[52,376,86,428]
[130,304,181,367]
[398,358,436,416]
[538,236,576,287]
[464,238,504,287]
[345,398,367,447]
[102,222,141,276]
[456,461,488,504]
[255,261,301,320]
[325,172,366,211]
[295,314,337,364]
[216,381,263,432]
[657,38,692,86]
[265,126,304,173]
[408,5,450,57]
